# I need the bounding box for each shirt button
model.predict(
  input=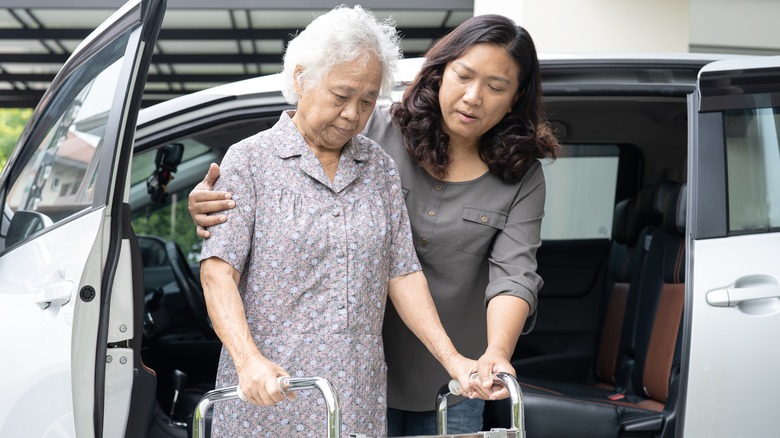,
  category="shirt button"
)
[481,215,488,223]
[420,237,429,245]
[332,209,341,217]
[434,184,443,191]
[337,302,346,309]
[428,210,436,217]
